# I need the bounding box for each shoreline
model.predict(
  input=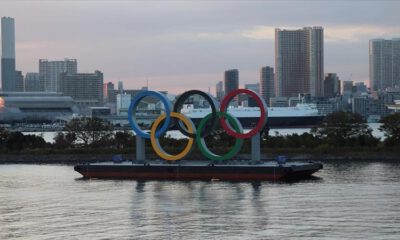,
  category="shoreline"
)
[1,152,399,165]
